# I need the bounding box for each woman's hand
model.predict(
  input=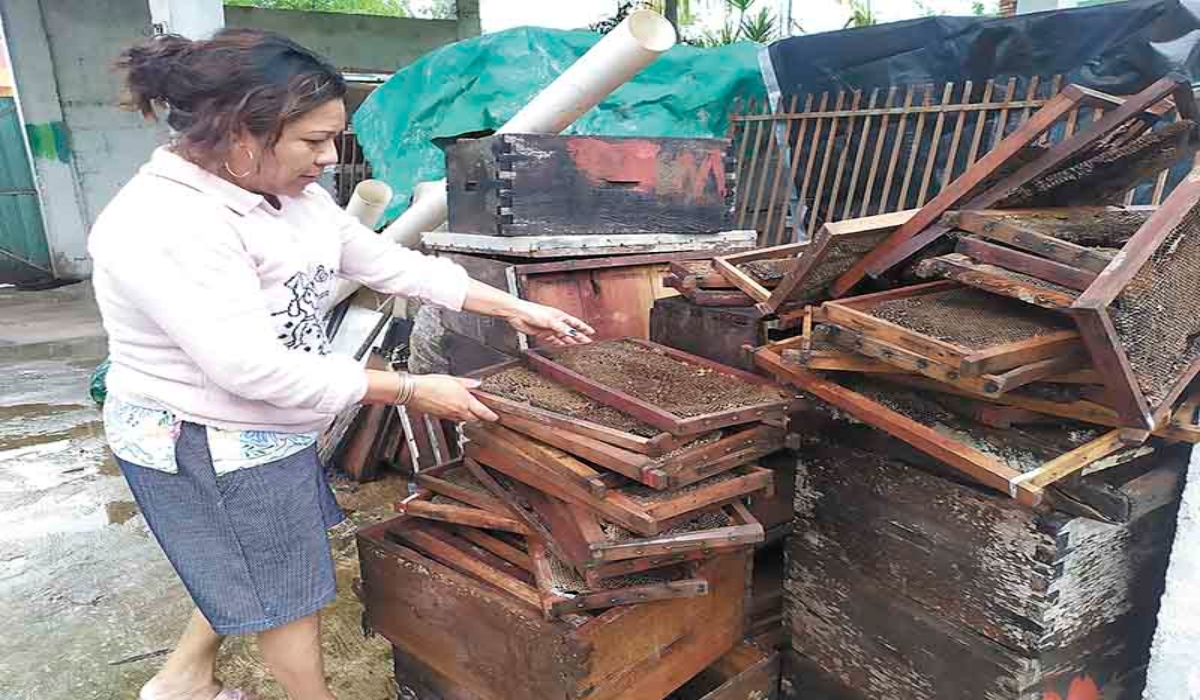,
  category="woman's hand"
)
[505,300,595,347]
[407,375,499,423]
